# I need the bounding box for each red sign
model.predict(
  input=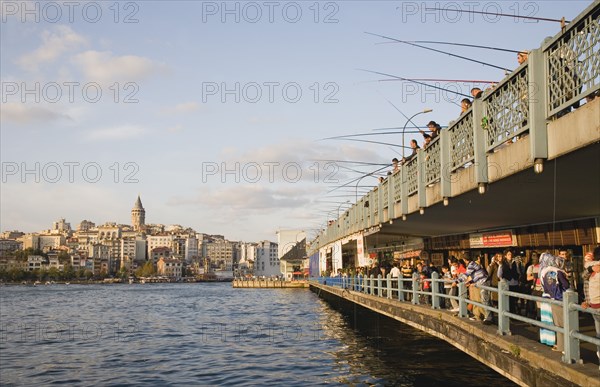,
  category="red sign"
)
[470,231,515,248]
